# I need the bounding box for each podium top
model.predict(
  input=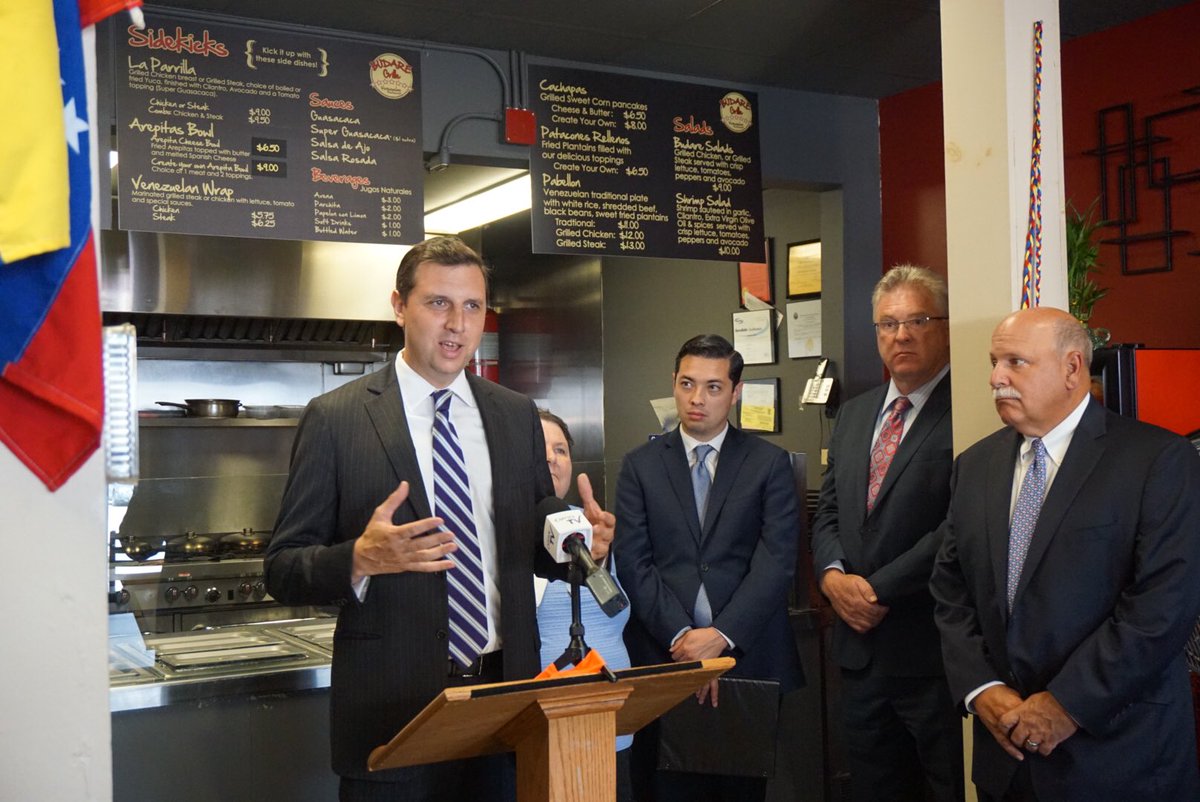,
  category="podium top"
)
[368,657,734,771]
